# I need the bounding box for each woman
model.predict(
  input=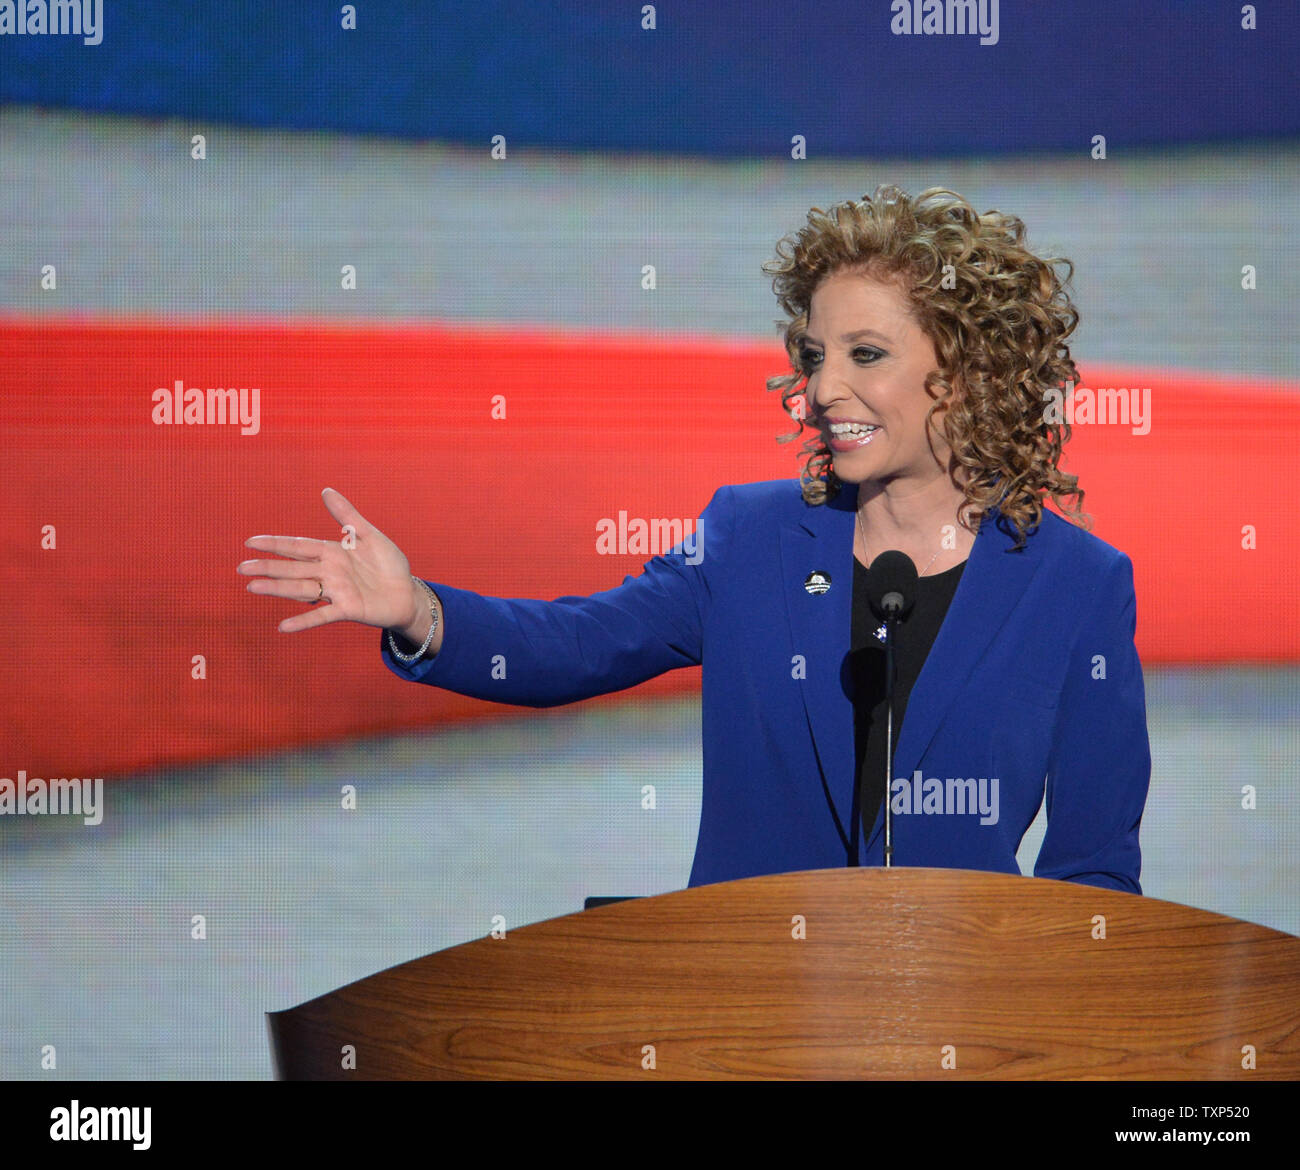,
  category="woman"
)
[239,186,1151,894]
